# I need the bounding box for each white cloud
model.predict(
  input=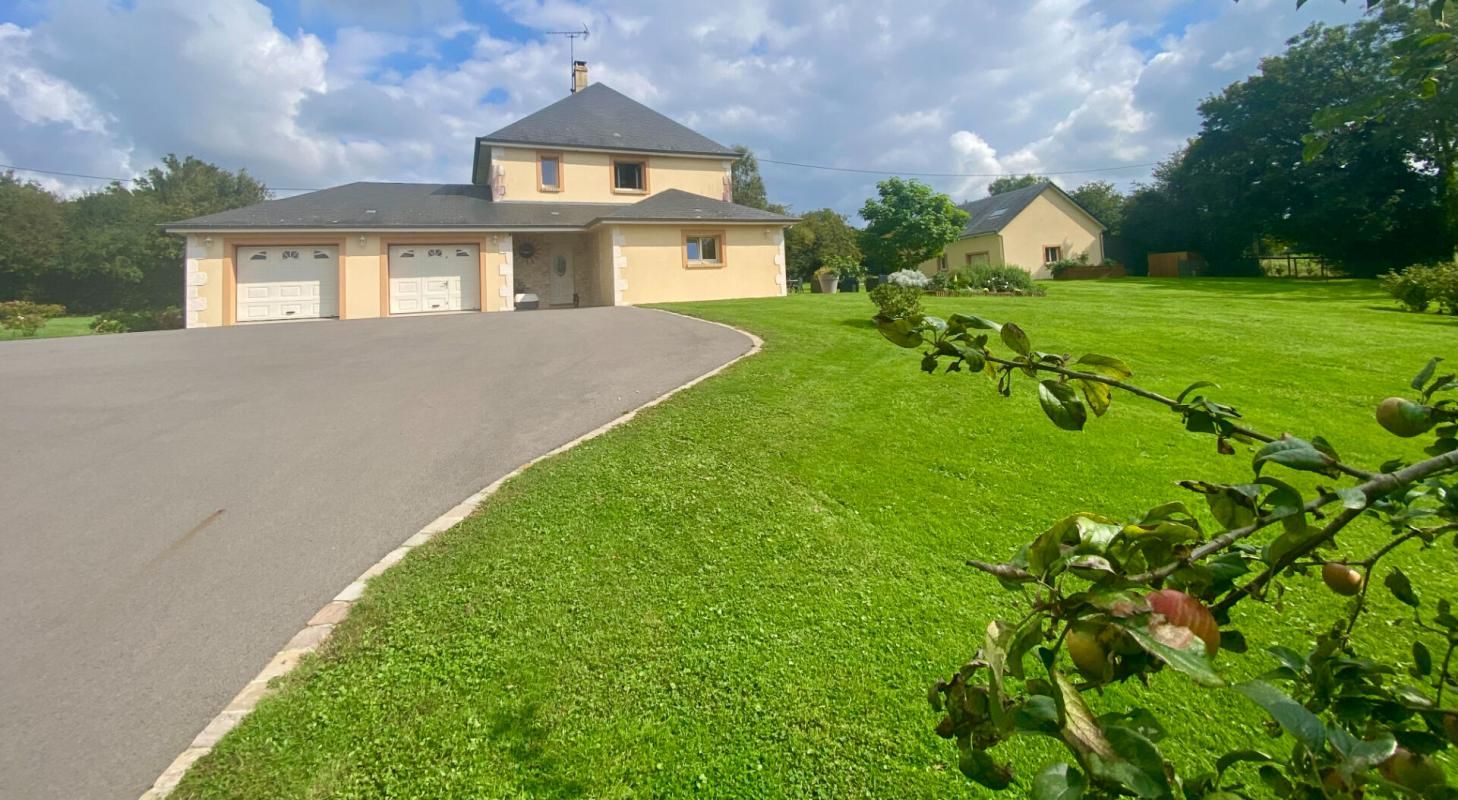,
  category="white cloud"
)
[0,0,1369,211]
